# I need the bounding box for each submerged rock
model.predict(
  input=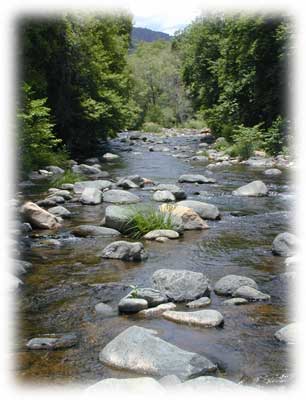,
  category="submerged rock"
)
[100,241,148,261]
[99,326,217,379]
[214,275,258,296]
[26,333,79,350]
[232,286,270,301]
[152,269,210,302]
[232,180,268,196]
[163,310,224,327]
[178,174,216,184]
[94,302,117,317]
[103,189,140,204]
[73,180,113,194]
[274,323,296,344]
[177,200,220,220]
[272,232,297,257]
[72,225,120,237]
[21,202,61,230]
[186,297,211,309]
